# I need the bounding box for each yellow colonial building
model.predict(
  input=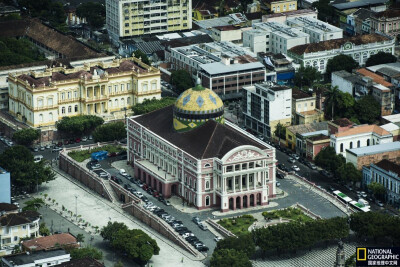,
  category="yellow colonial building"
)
[7,57,161,128]
[265,0,297,13]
